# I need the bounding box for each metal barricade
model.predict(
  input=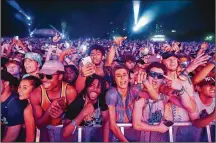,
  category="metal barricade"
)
[36,121,215,142]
